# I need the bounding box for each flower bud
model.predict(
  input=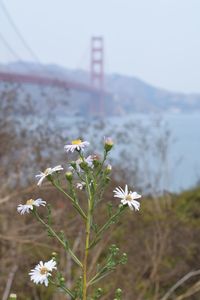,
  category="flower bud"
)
[121,253,128,264]
[105,164,112,174]
[115,288,122,297]
[65,171,73,182]
[92,154,101,168]
[70,161,77,169]
[96,288,103,296]
[79,161,88,171]
[104,137,114,152]
[51,252,57,258]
